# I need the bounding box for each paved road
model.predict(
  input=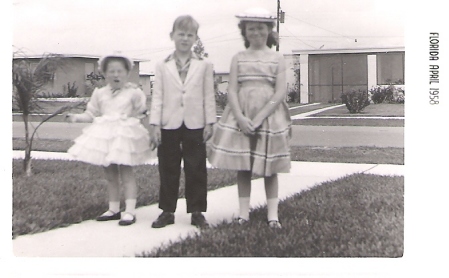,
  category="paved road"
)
[13,122,404,148]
